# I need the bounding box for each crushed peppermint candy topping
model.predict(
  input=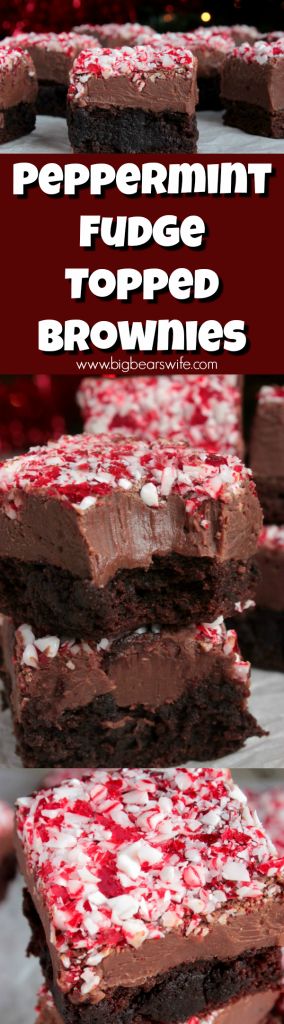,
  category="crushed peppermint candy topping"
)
[17,617,249,686]
[0,434,252,515]
[0,799,14,836]
[1,31,101,57]
[137,29,233,55]
[16,768,284,998]
[258,525,284,551]
[258,385,284,405]
[75,23,155,44]
[69,44,195,86]
[247,788,284,858]
[0,46,36,75]
[77,376,242,455]
[231,39,284,63]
